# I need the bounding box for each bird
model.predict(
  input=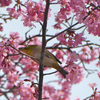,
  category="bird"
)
[19,45,68,78]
